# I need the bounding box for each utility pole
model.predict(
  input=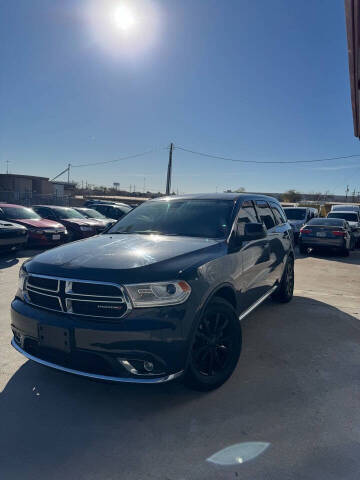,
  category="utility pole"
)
[67,164,71,183]
[345,185,349,201]
[5,160,10,174]
[166,143,173,195]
